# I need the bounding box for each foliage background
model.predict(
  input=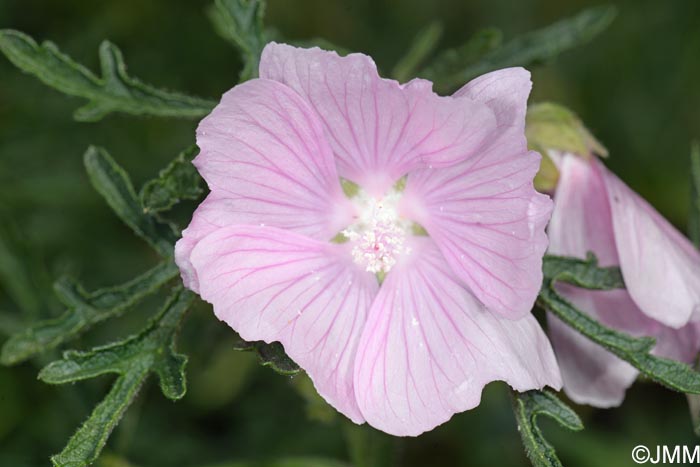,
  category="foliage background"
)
[0,0,698,466]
